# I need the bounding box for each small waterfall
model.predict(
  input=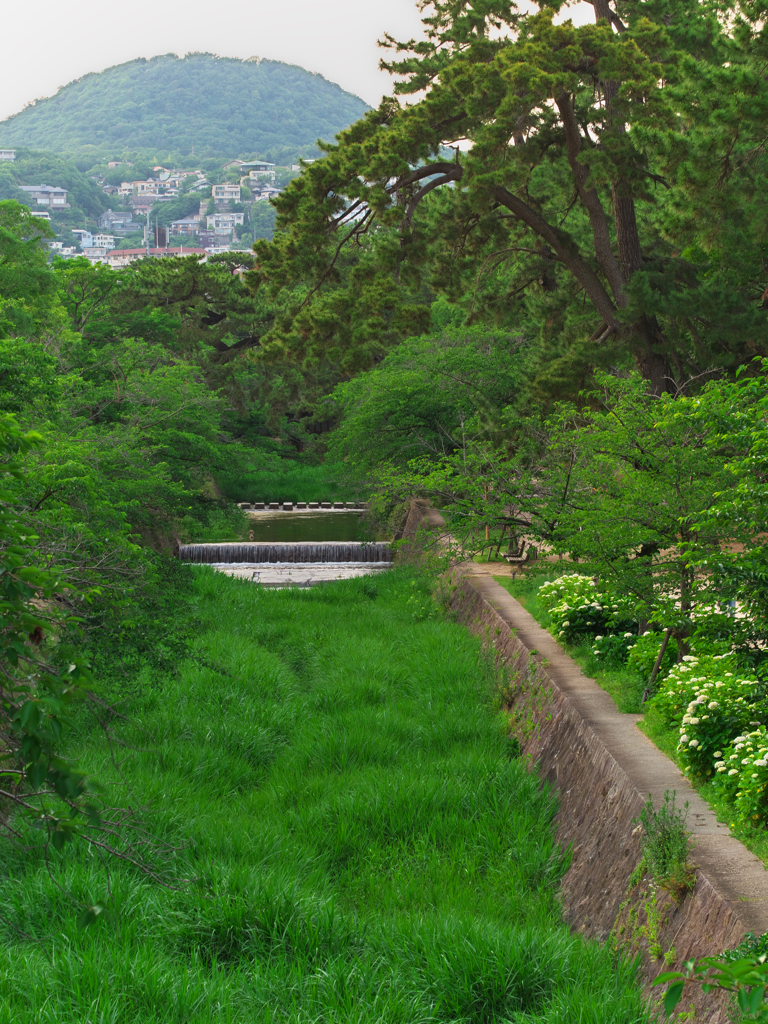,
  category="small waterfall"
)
[179,542,393,564]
